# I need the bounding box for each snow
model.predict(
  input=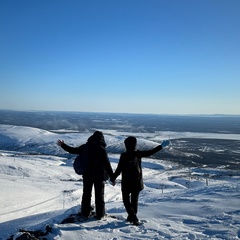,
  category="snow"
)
[0,125,239,239]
